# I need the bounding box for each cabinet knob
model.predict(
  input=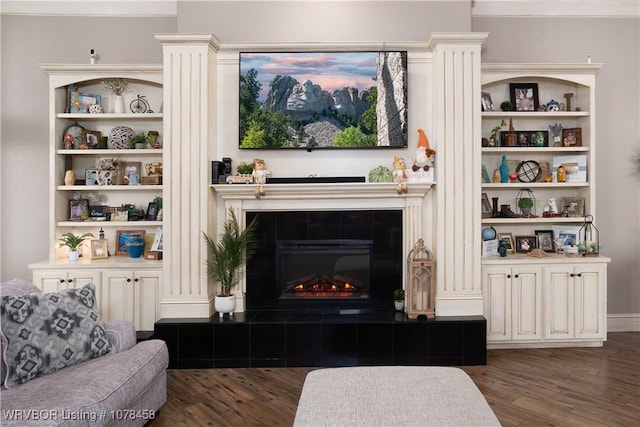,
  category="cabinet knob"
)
[134,278,139,282]
[507,274,511,279]
[570,273,575,277]
[577,273,582,277]
[59,279,65,283]
[514,274,519,279]
[67,279,73,283]
[126,278,132,283]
